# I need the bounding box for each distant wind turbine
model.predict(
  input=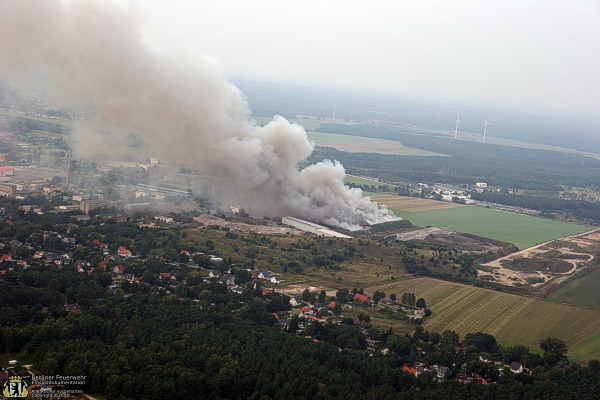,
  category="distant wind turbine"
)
[482,118,491,143]
[454,115,462,139]
[333,105,337,120]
